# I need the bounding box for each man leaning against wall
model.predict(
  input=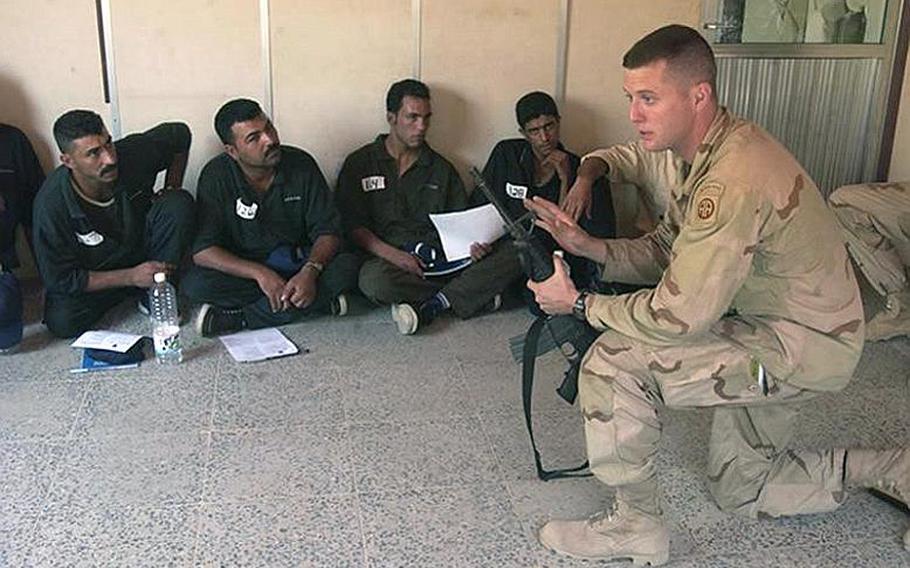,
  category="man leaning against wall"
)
[184,99,359,337]
[525,24,909,564]
[471,90,615,311]
[335,79,521,335]
[32,111,194,338]
[0,124,44,352]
